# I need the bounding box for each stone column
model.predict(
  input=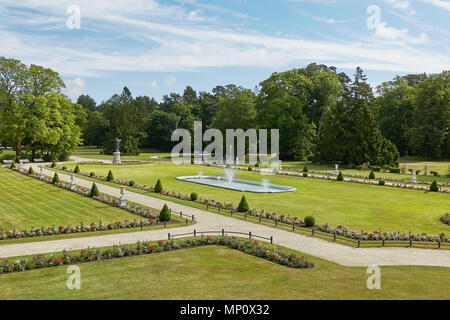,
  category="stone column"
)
[113,152,121,164]
[334,164,339,176]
